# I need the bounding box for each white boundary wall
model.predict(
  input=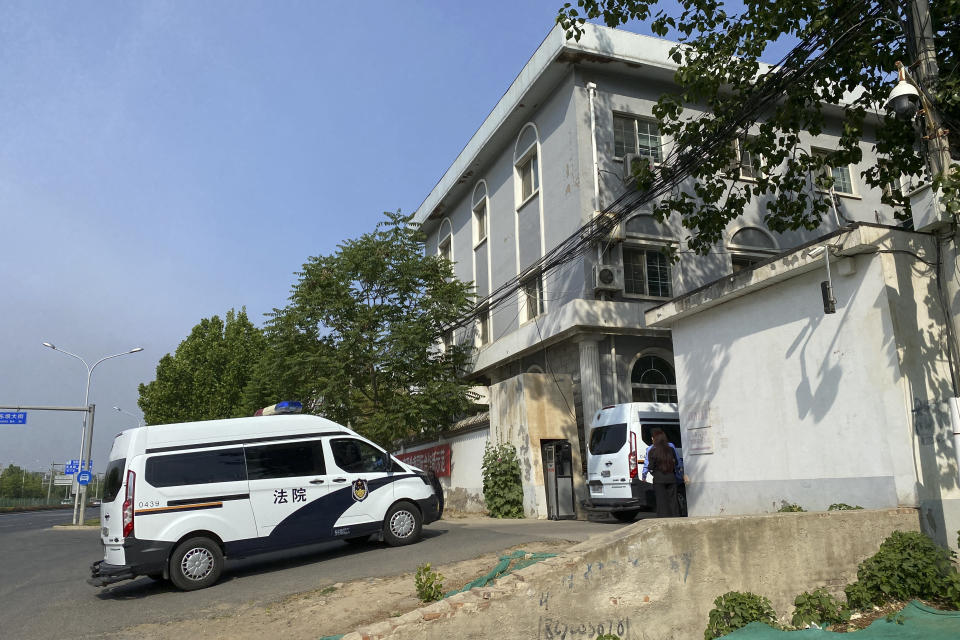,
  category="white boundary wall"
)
[397,427,489,513]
